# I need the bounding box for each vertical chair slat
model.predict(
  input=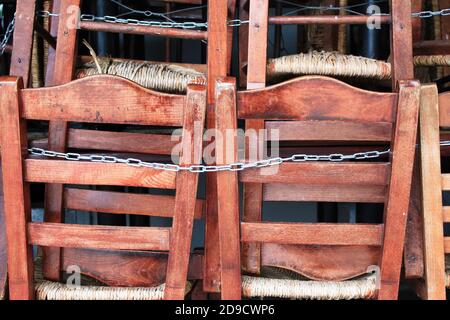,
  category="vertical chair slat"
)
[0,77,35,299]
